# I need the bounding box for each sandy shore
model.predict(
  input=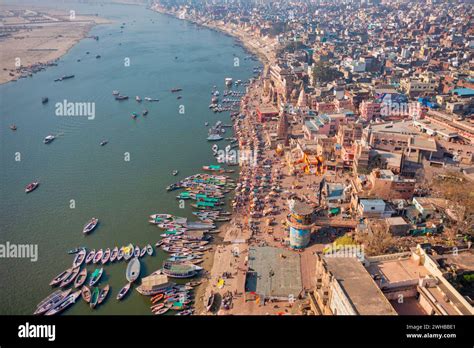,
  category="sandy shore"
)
[0,5,111,84]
